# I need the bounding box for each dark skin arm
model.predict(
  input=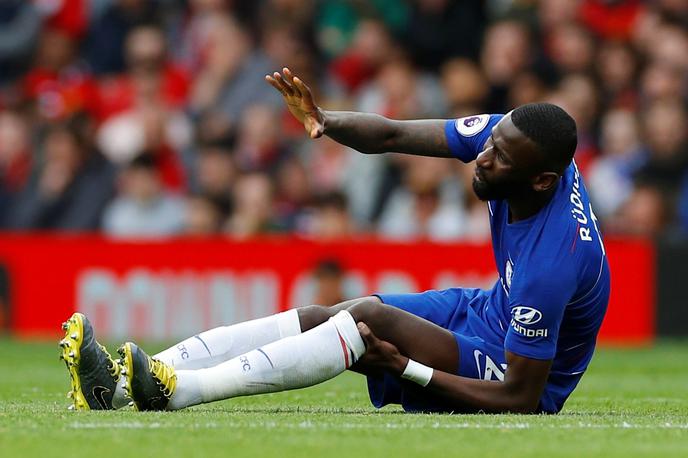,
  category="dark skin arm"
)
[265,68,453,158]
[357,322,552,414]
